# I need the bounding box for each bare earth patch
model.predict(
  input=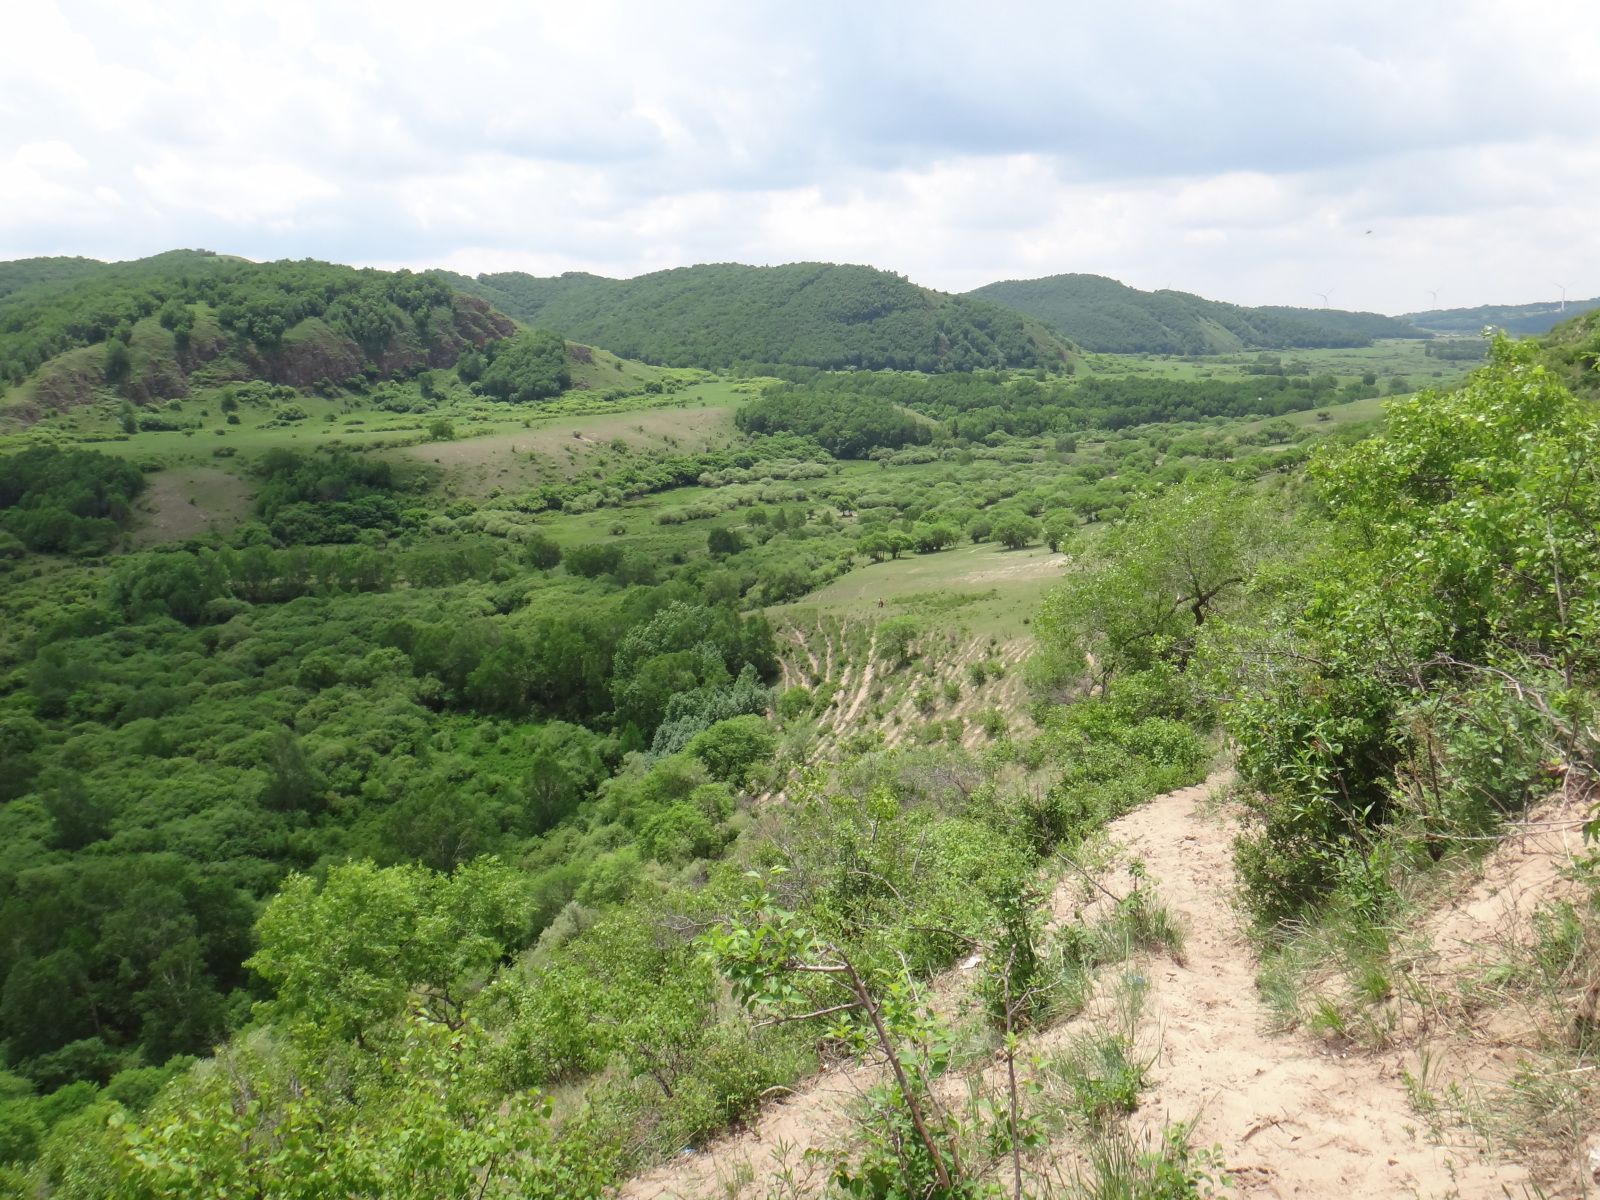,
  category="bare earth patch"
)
[130,467,252,545]
[624,774,1540,1199]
